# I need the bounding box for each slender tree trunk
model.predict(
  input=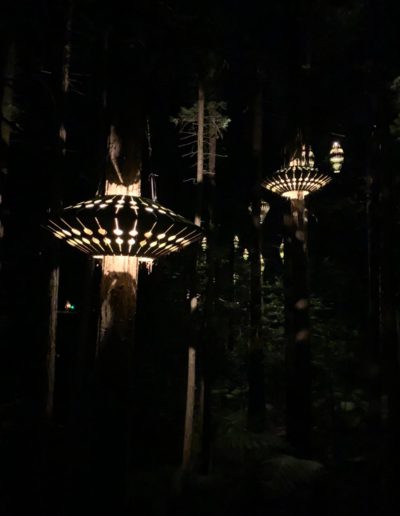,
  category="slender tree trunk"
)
[283,195,312,456]
[0,40,16,317]
[45,1,73,419]
[199,113,218,474]
[247,86,266,432]
[380,144,400,515]
[46,266,60,418]
[365,130,382,438]
[182,83,204,470]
